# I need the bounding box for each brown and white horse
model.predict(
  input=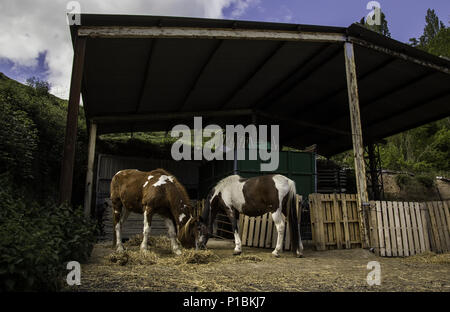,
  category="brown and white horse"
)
[198,174,303,257]
[110,168,199,254]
